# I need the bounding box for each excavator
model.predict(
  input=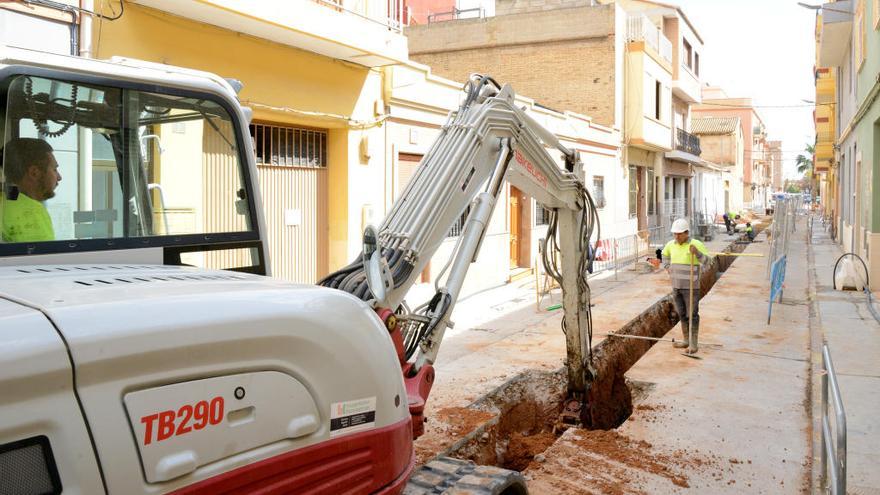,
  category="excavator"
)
[0,46,599,494]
